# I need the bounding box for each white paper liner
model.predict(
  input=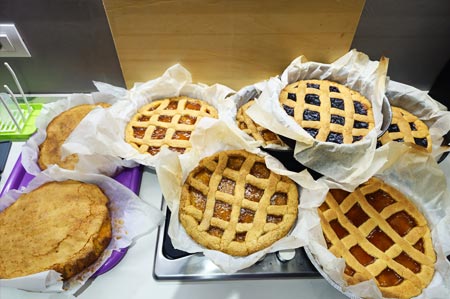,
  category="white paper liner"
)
[155,117,326,273]
[245,50,389,186]
[62,64,235,169]
[0,166,164,294]
[22,92,134,177]
[303,142,450,299]
[383,80,450,158]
